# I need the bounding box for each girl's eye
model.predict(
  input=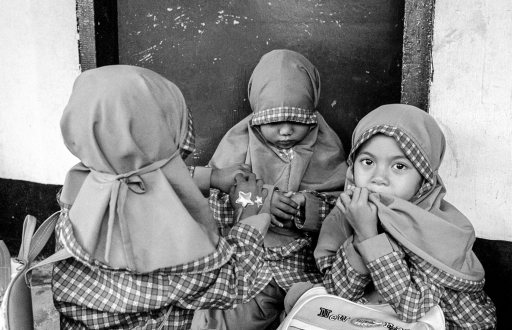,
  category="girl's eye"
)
[361,159,373,166]
[393,163,408,170]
